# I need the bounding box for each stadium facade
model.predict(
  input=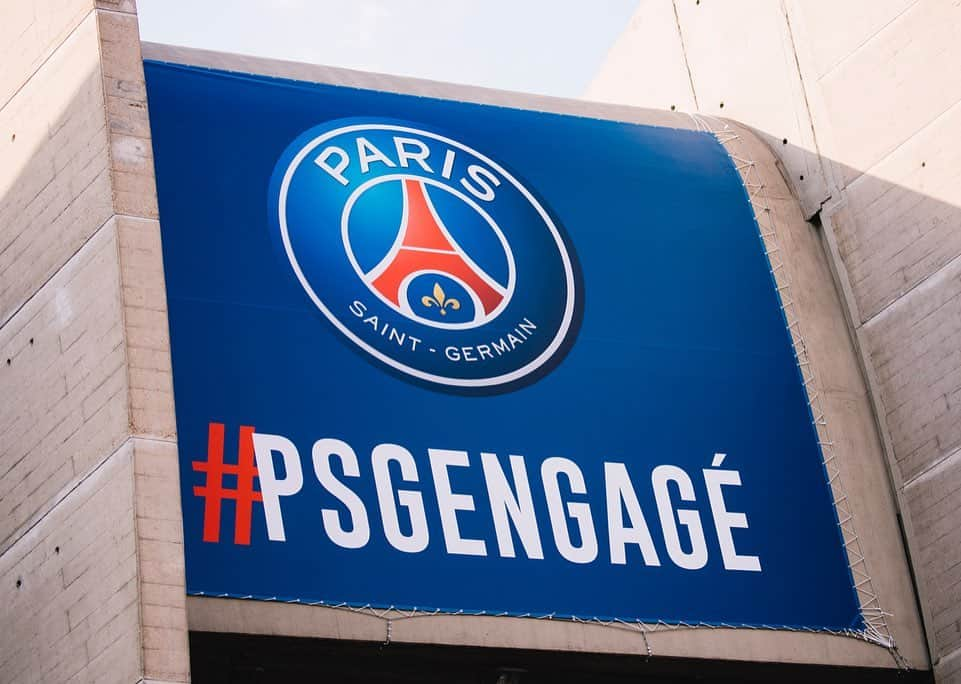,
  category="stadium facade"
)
[1,2,958,682]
